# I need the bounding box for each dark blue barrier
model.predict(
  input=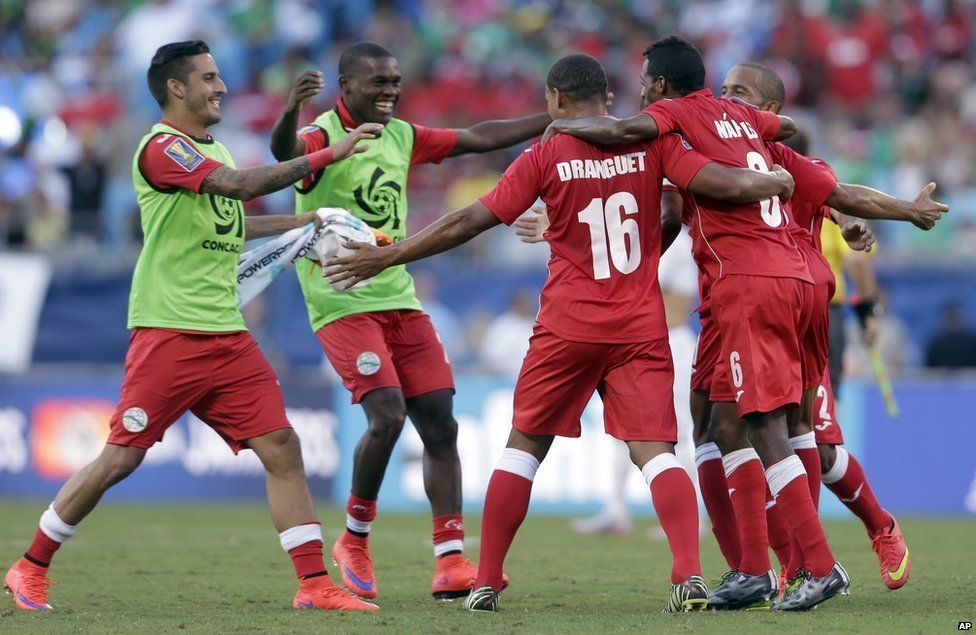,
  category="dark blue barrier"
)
[0,373,337,500]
